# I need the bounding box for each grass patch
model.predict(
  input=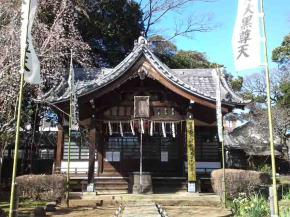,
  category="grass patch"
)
[280,199,290,217]
[282,188,290,200]
[0,192,47,215]
[227,192,290,217]
[230,193,270,217]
